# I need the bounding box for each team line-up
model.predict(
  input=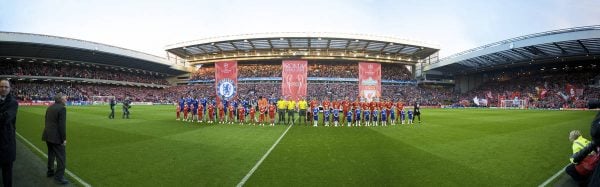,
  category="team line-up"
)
[176,96,422,127]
